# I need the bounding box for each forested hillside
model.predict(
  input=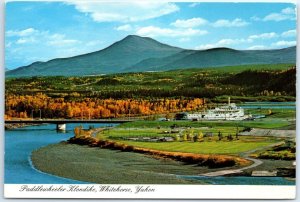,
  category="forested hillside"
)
[5,64,296,119]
